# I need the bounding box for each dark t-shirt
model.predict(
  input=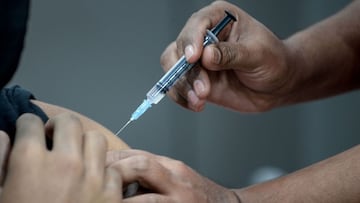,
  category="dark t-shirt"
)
[0,0,49,145]
[0,86,49,145]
